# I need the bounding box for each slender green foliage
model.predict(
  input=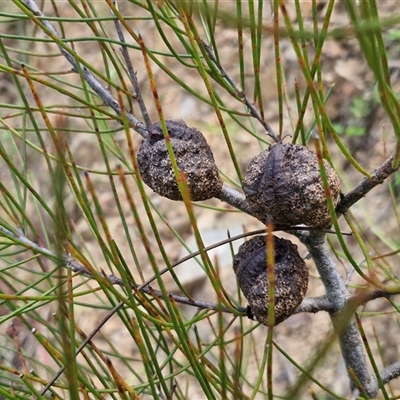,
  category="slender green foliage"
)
[0,1,399,399]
